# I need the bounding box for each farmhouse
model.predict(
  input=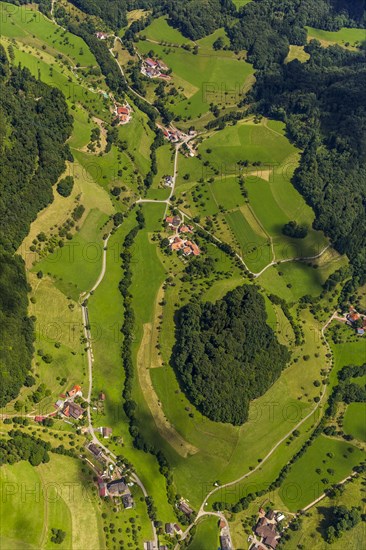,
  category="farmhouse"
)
[96,31,108,40]
[67,384,82,398]
[264,535,278,549]
[98,478,108,497]
[178,224,192,234]
[164,175,174,187]
[62,401,83,419]
[88,443,102,458]
[68,402,84,419]
[107,478,128,496]
[142,57,171,80]
[114,103,132,125]
[102,427,112,438]
[178,500,193,516]
[165,523,174,535]
[254,512,280,550]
